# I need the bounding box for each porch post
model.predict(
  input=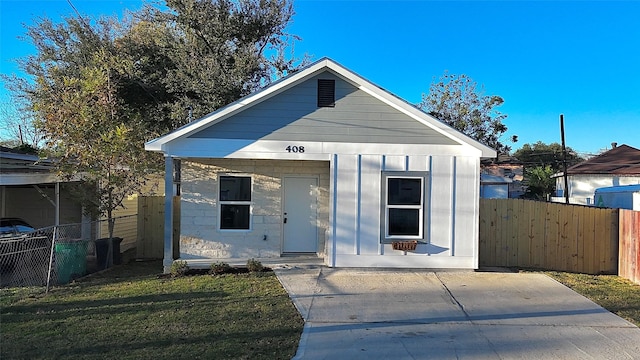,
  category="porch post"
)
[163,155,174,273]
[328,153,338,267]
